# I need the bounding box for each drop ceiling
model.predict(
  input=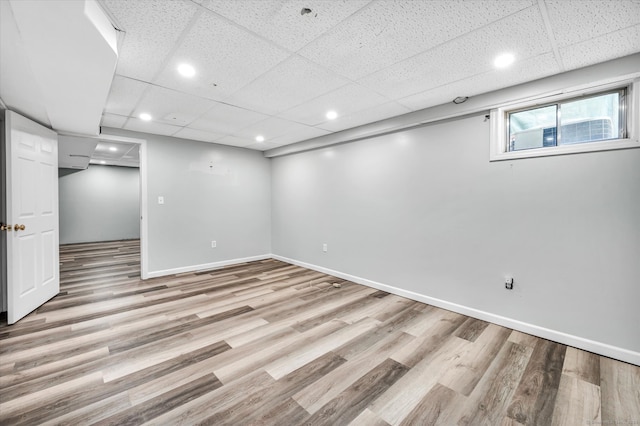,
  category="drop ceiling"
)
[58,134,140,169]
[3,0,640,153]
